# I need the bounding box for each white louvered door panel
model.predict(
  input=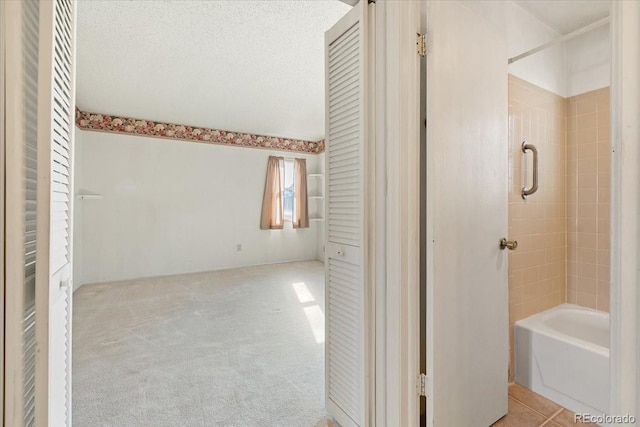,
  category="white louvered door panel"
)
[24,1,40,425]
[324,2,369,426]
[35,0,76,426]
[3,0,41,425]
